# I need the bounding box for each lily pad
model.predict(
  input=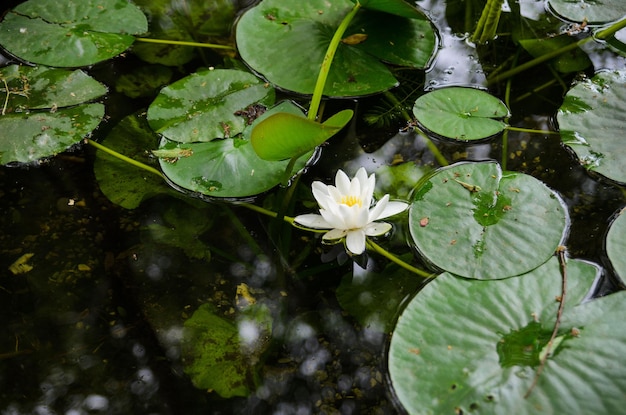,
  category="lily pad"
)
[389,257,626,414]
[147,68,275,143]
[182,303,272,398]
[413,87,509,141]
[132,0,235,66]
[547,0,626,24]
[409,161,568,279]
[94,113,172,209]
[0,0,148,67]
[557,70,626,184]
[350,0,428,19]
[606,206,626,282]
[0,65,106,164]
[157,136,312,198]
[235,0,436,97]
